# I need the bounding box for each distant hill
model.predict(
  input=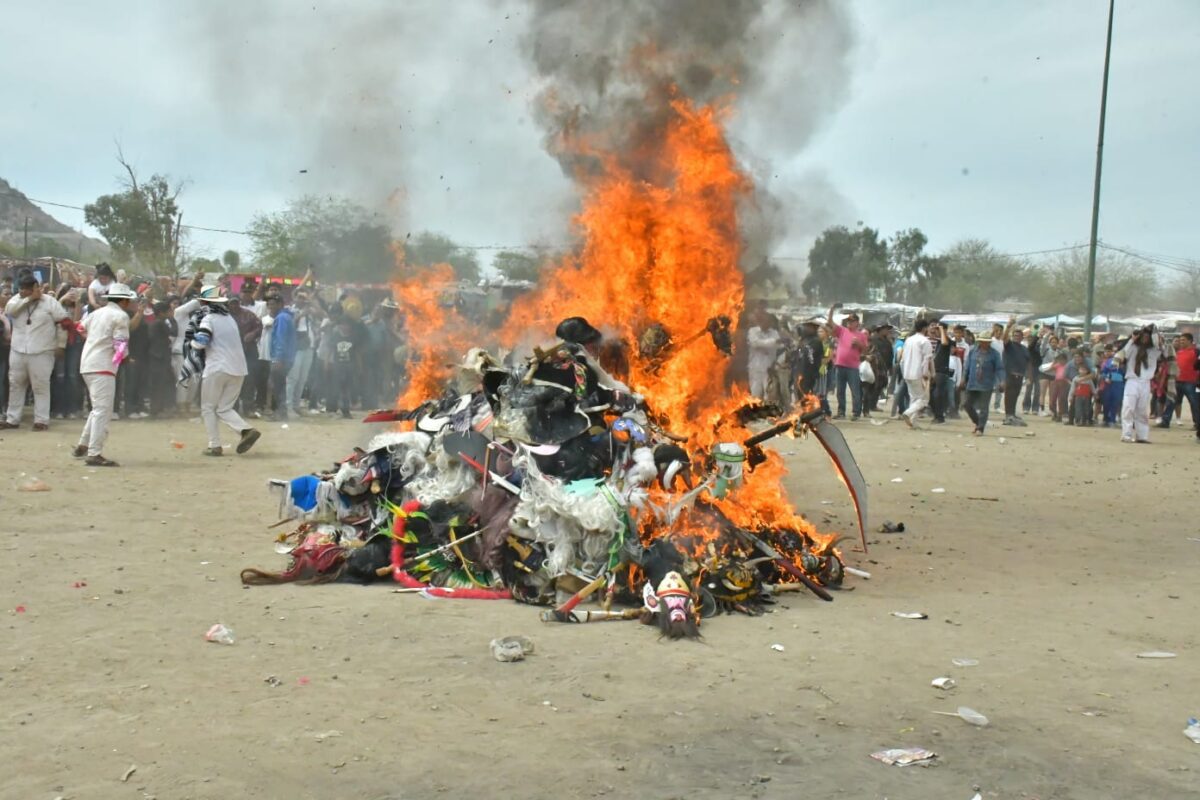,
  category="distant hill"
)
[0,178,110,263]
